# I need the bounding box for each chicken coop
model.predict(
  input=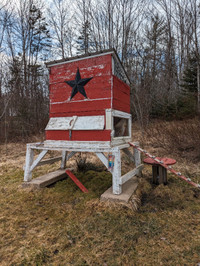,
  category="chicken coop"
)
[24,49,142,195]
